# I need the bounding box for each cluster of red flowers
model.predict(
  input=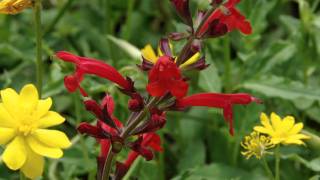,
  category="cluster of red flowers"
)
[56,0,259,179]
